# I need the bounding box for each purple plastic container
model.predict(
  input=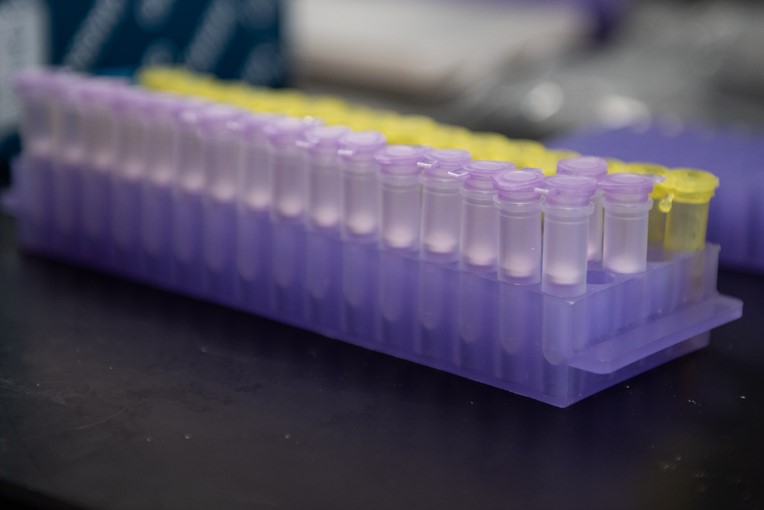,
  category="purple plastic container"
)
[10,77,744,407]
